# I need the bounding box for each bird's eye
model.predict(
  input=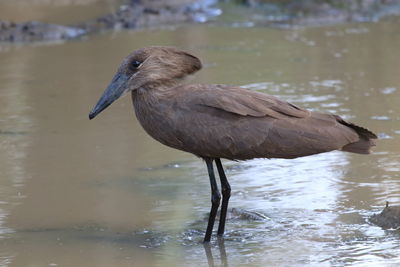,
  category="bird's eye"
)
[131,60,141,69]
